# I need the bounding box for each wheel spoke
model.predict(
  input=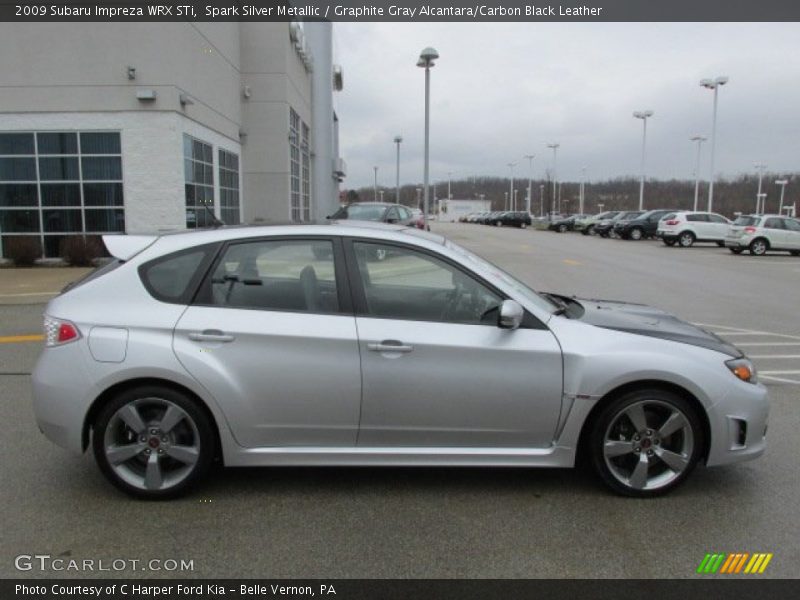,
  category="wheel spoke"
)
[144,452,162,490]
[625,403,648,432]
[658,411,687,438]
[119,404,147,434]
[604,440,635,458]
[655,447,689,472]
[106,443,146,465]
[165,444,199,465]
[159,405,185,434]
[628,452,650,489]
